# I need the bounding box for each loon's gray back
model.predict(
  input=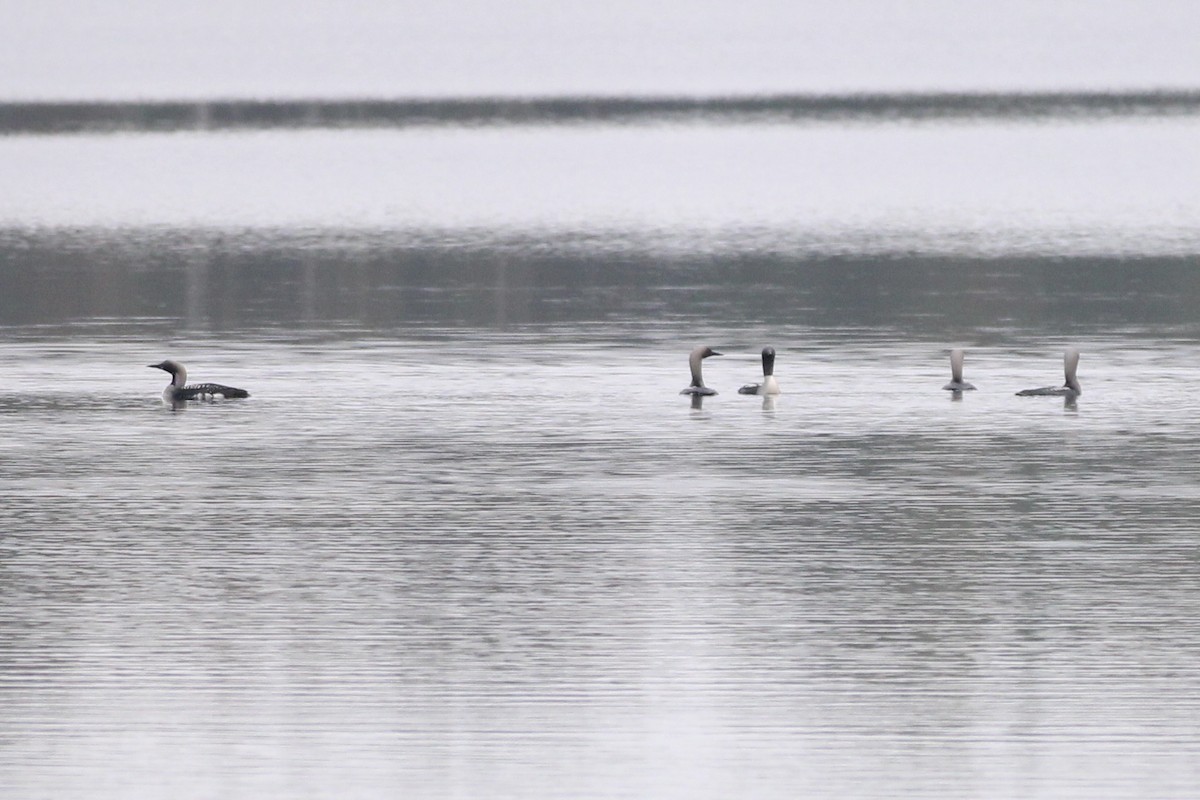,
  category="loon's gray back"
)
[175,383,250,400]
